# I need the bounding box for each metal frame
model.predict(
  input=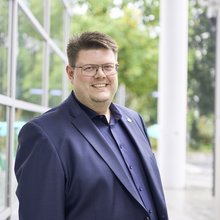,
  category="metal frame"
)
[0,0,71,219]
